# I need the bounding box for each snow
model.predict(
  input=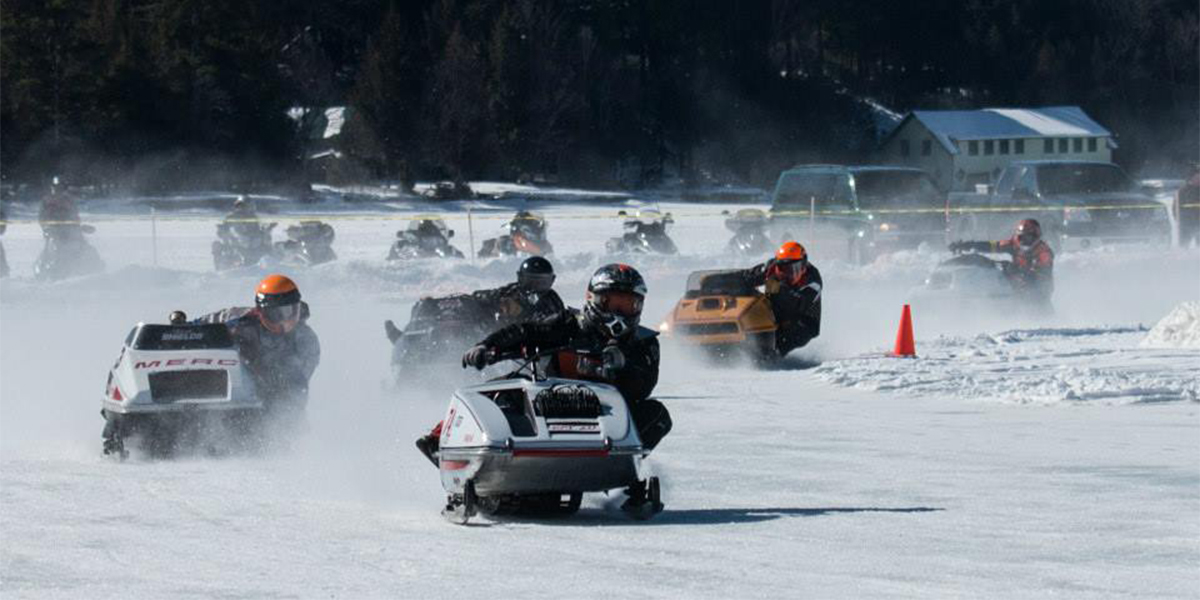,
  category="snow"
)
[1142,302,1200,349]
[1,198,1198,598]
